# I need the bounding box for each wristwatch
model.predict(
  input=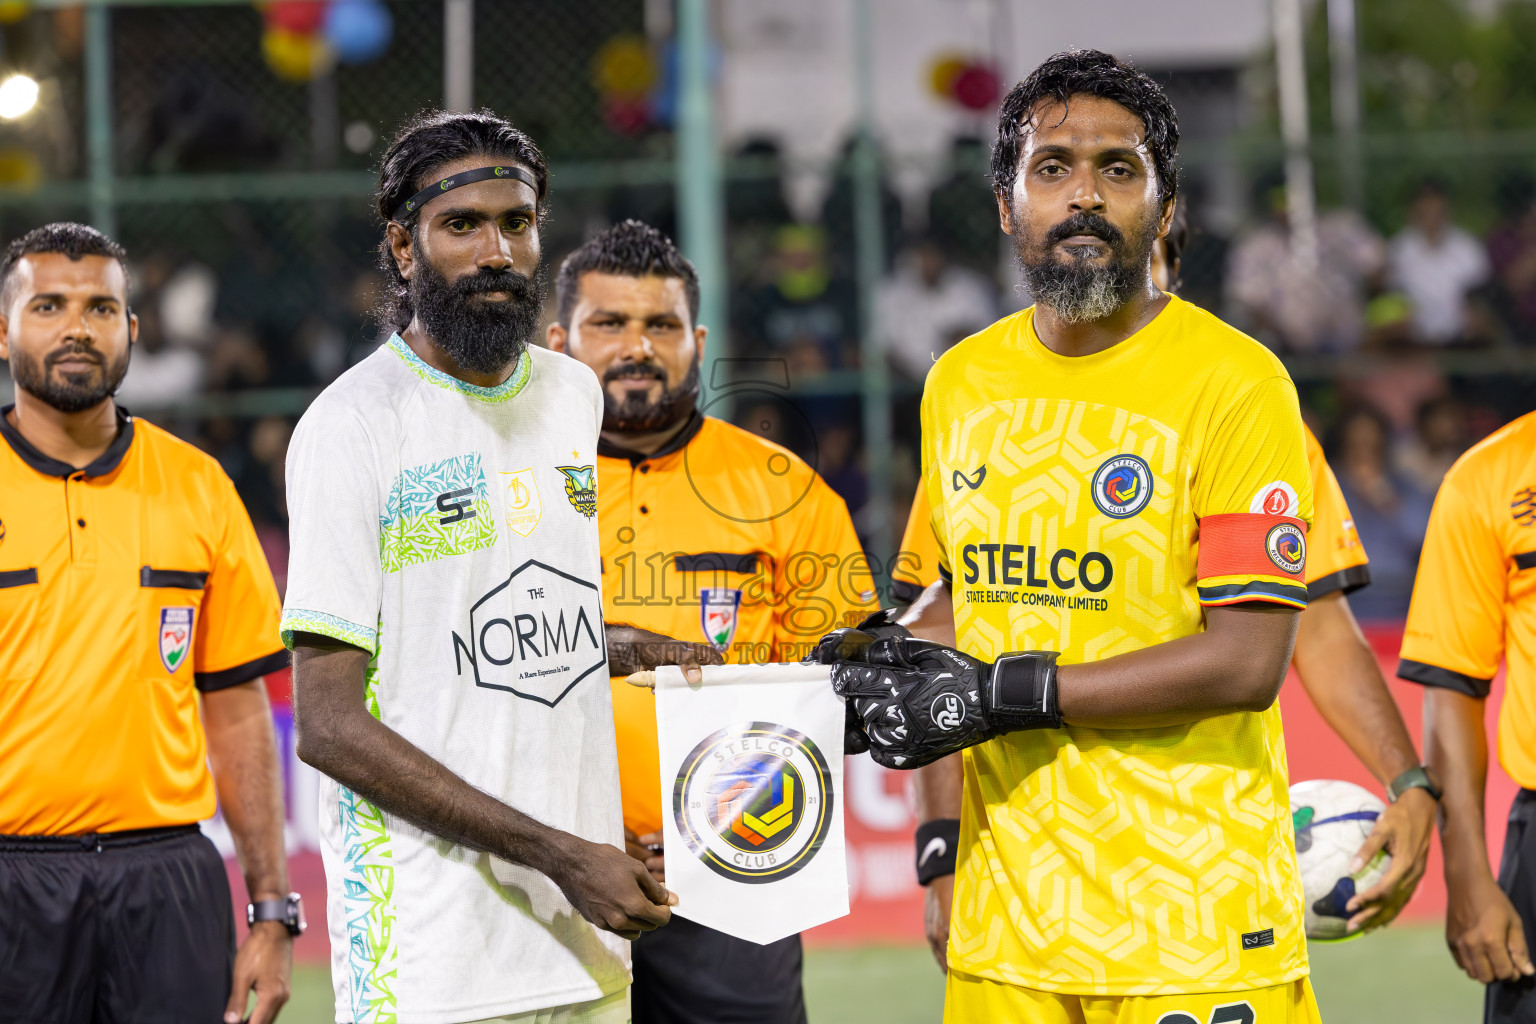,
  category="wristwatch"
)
[248,893,306,936]
[1386,765,1443,803]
